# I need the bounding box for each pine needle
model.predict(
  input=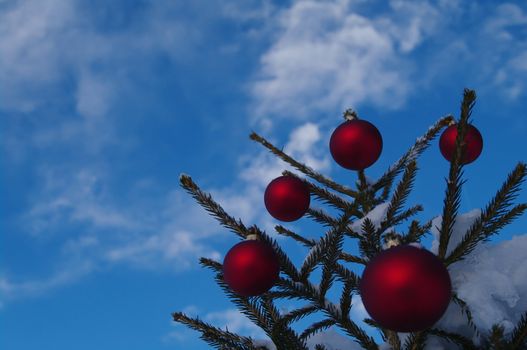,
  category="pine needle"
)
[372,114,455,194]
[508,311,527,349]
[250,132,359,198]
